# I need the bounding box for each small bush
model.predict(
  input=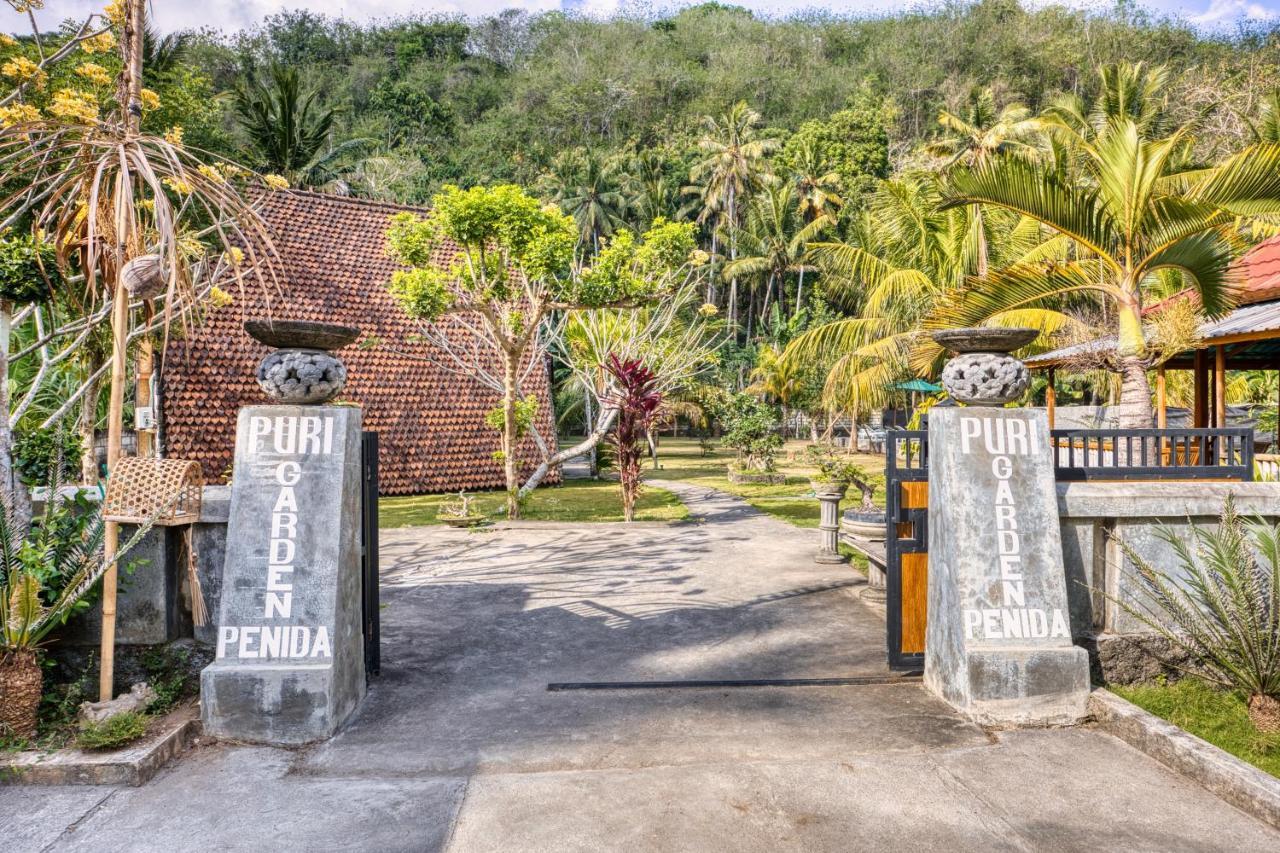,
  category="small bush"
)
[77,712,148,750]
[12,427,81,487]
